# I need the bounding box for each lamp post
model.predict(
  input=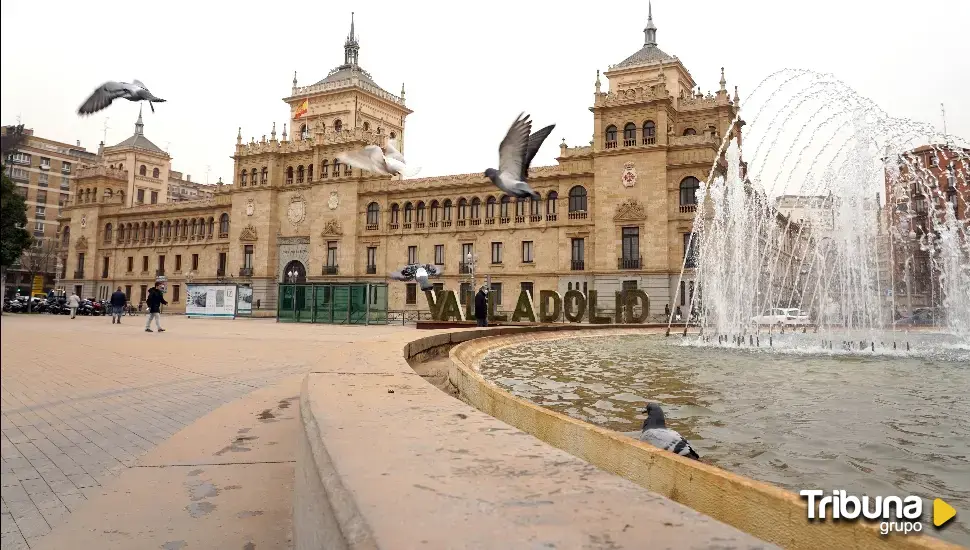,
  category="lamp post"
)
[287,269,298,283]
